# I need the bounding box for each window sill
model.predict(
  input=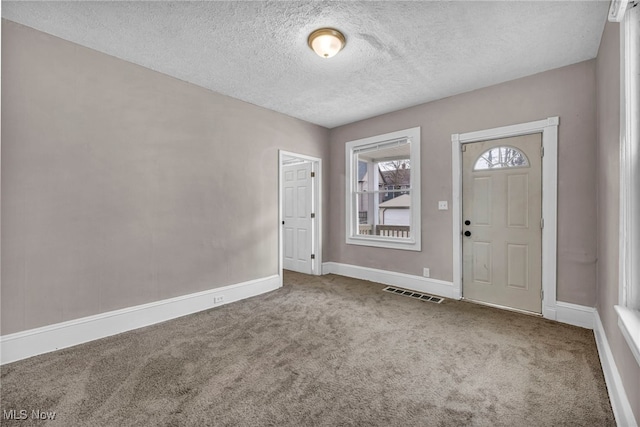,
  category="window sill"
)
[346,236,421,252]
[615,305,640,367]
